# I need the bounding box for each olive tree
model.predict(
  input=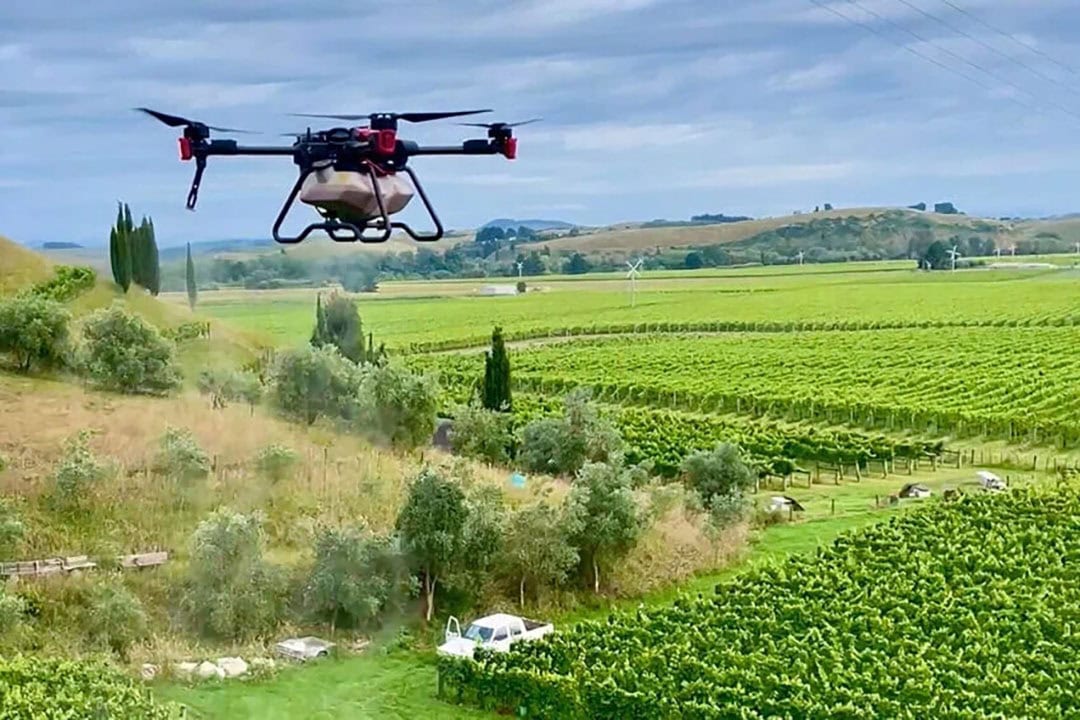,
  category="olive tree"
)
[500,501,581,607]
[79,304,181,394]
[0,294,70,373]
[567,461,644,594]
